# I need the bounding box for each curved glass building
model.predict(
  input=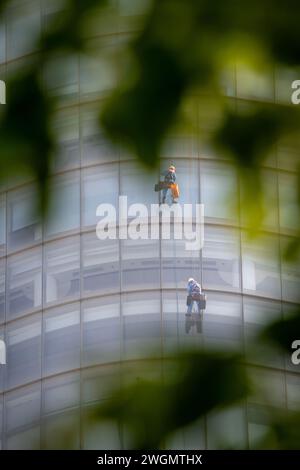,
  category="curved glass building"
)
[0,0,300,450]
